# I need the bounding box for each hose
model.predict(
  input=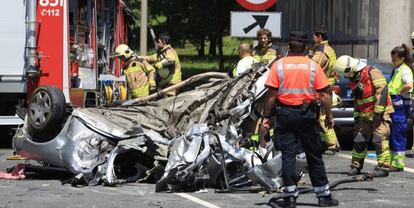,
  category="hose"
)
[268,174,374,206]
[122,72,228,106]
